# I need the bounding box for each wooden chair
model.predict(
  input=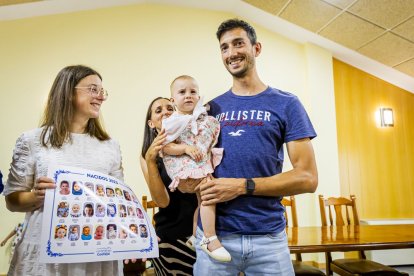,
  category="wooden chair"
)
[142,195,158,226]
[318,195,407,276]
[123,195,158,276]
[282,196,326,275]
